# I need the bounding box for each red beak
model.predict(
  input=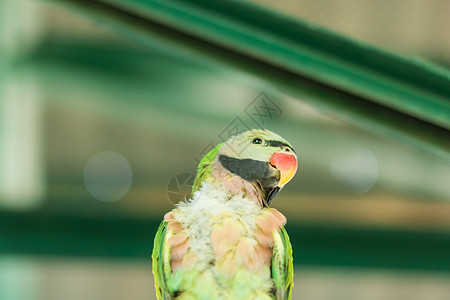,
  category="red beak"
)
[269,152,298,187]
